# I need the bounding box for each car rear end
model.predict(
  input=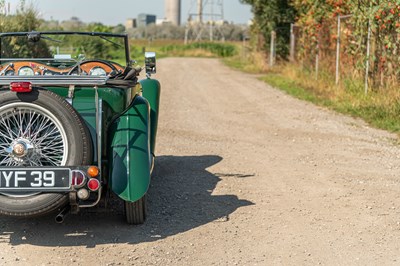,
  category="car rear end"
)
[0,32,155,223]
